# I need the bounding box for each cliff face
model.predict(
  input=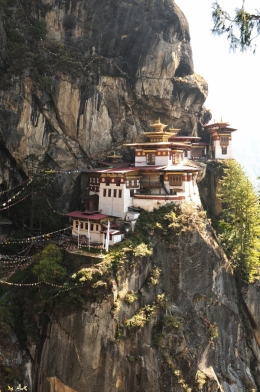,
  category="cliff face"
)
[0,0,208,191]
[31,207,259,392]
